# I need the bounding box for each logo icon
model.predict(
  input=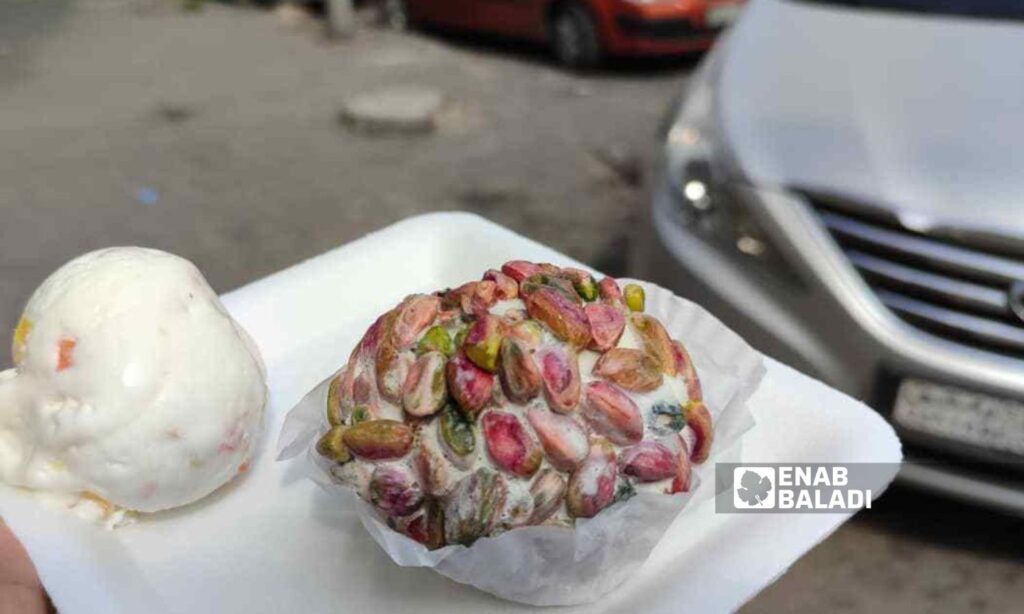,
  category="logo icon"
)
[733,467,775,509]
[1009,281,1024,324]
